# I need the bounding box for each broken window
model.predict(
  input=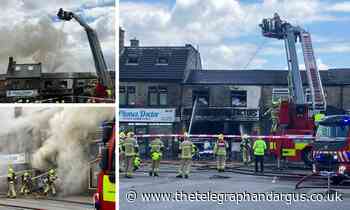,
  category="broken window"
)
[231,90,247,107]
[193,91,209,107]
[44,81,53,89]
[60,81,68,89]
